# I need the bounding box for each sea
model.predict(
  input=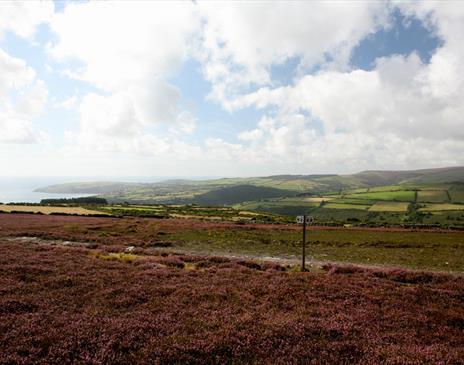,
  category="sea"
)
[0,176,215,204]
[0,177,153,204]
